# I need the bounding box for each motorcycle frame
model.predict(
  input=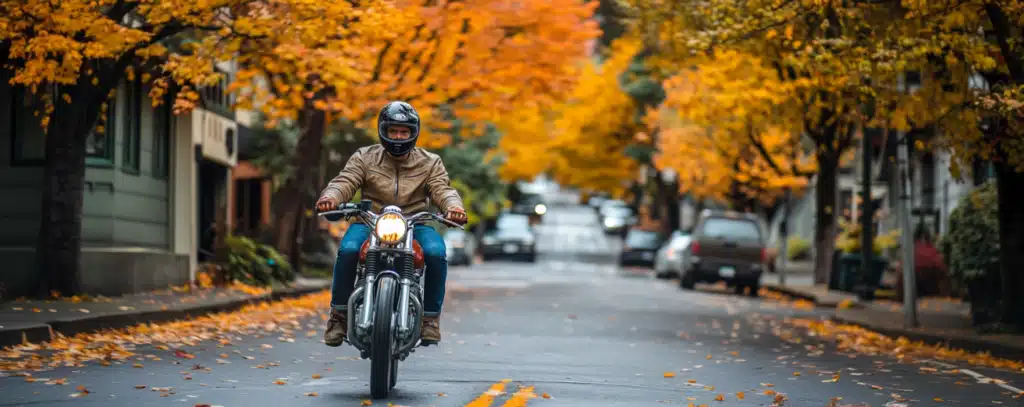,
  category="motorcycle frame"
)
[346,213,426,361]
